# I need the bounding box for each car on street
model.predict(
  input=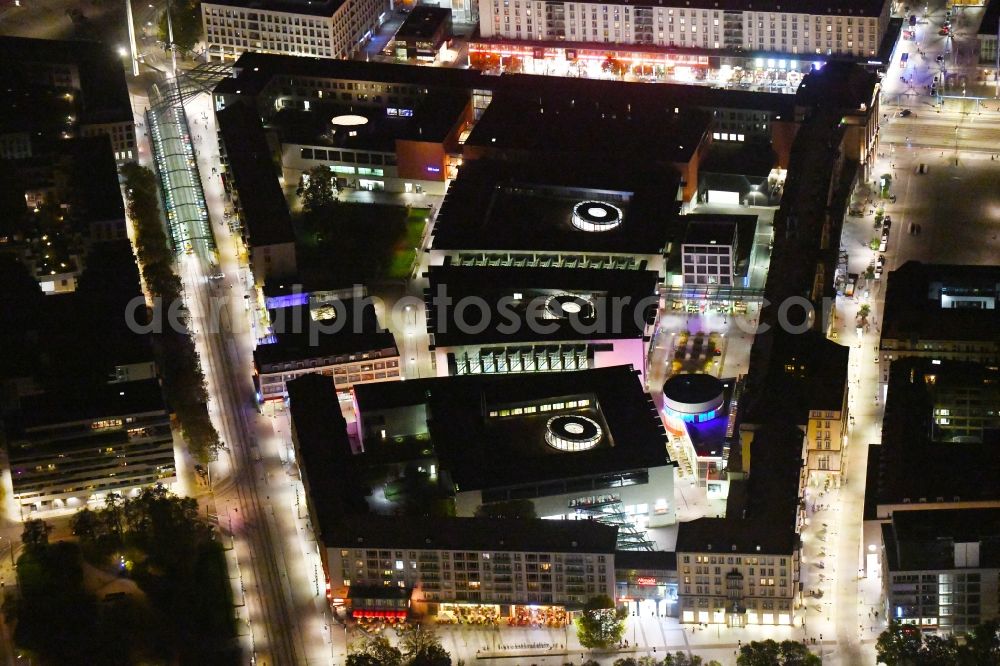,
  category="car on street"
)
[939,27,950,35]
[883,216,892,230]
[898,109,912,117]
[936,54,944,63]
[916,163,929,174]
